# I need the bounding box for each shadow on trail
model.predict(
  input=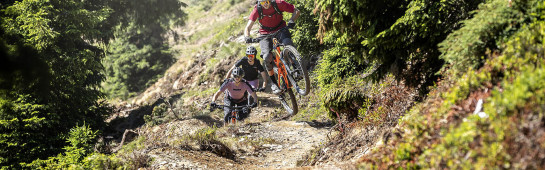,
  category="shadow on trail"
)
[104,105,153,143]
[298,120,335,129]
[194,114,224,127]
[103,97,181,143]
[258,94,283,108]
